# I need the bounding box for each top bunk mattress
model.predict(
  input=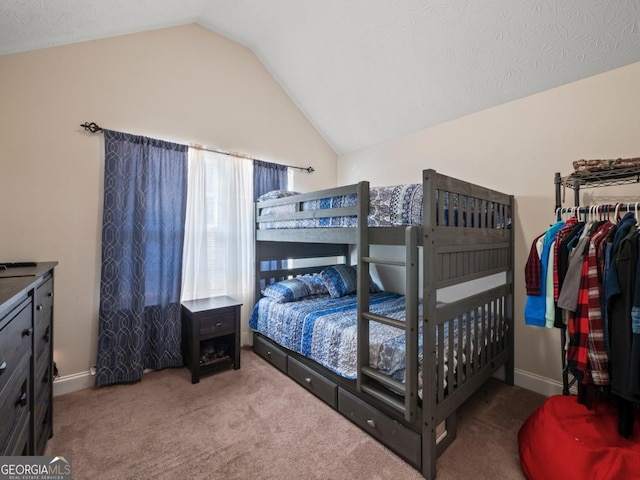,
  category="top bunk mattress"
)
[256,184,510,230]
